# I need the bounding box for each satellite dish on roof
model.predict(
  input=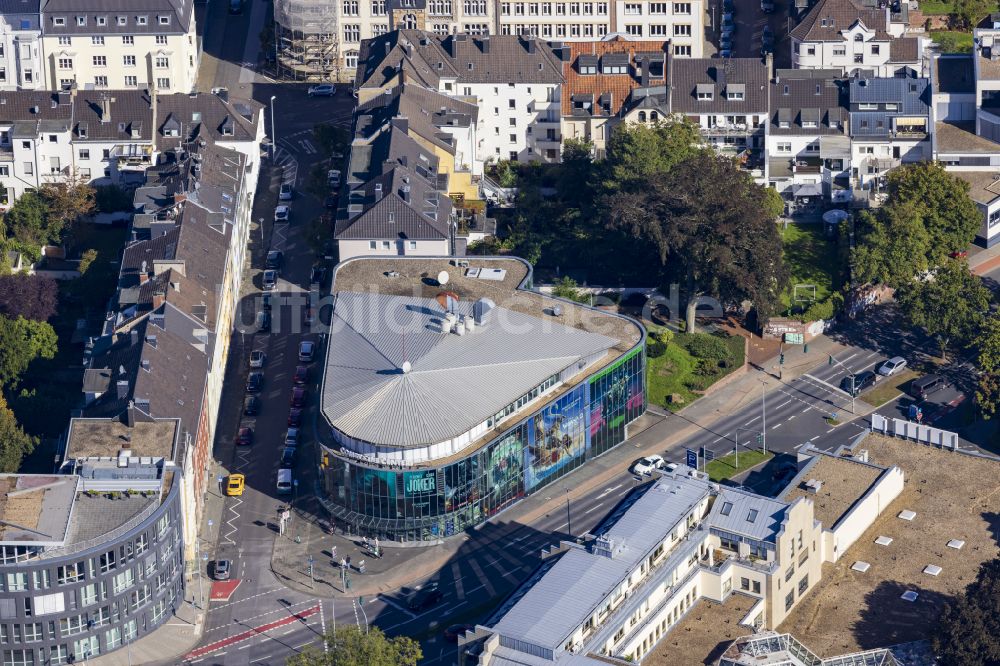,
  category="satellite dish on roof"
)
[436,290,460,313]
[437,270,450,286]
